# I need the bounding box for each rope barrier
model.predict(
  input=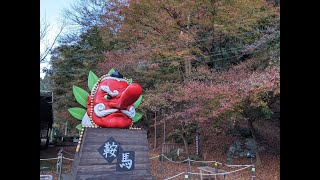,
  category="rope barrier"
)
[42,148,254,178]
[161,154,189,163]
[164,172,185,180]
[63,157,74,161]
[189,165,252,176]
[189,159,252,167]
[40,149,73,180]
[149,155,161,159]
[149,153,256,179]
[40,157,59,161]
[62,150,74,156]
[163,166,252,179]
[223,164,252,168]
[150,154,252,167]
